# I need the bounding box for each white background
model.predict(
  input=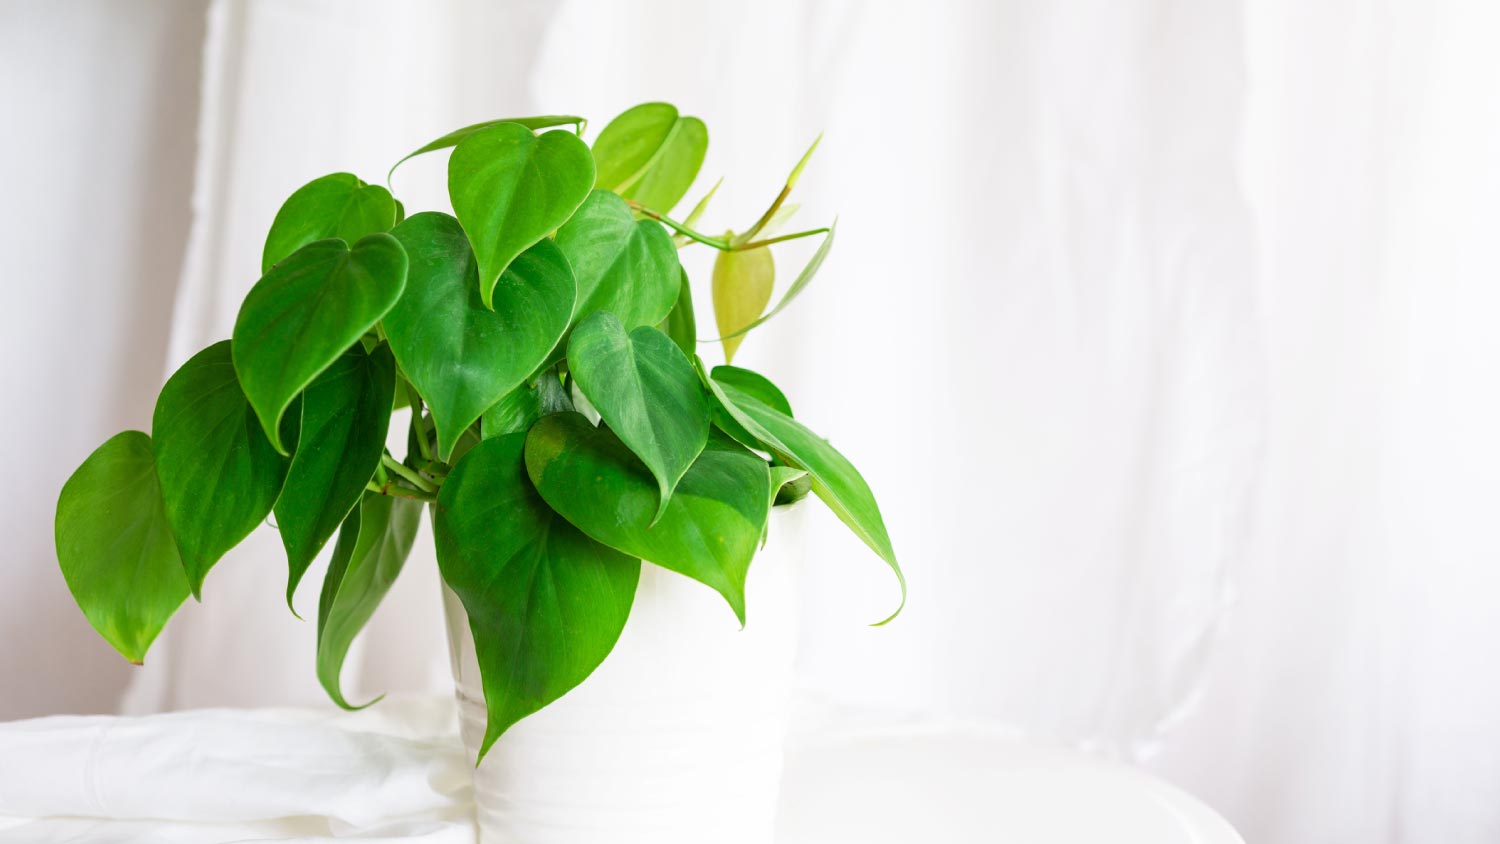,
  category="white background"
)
[3,1,1499,841]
